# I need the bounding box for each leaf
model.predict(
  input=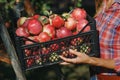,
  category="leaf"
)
[0,0,7,3]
